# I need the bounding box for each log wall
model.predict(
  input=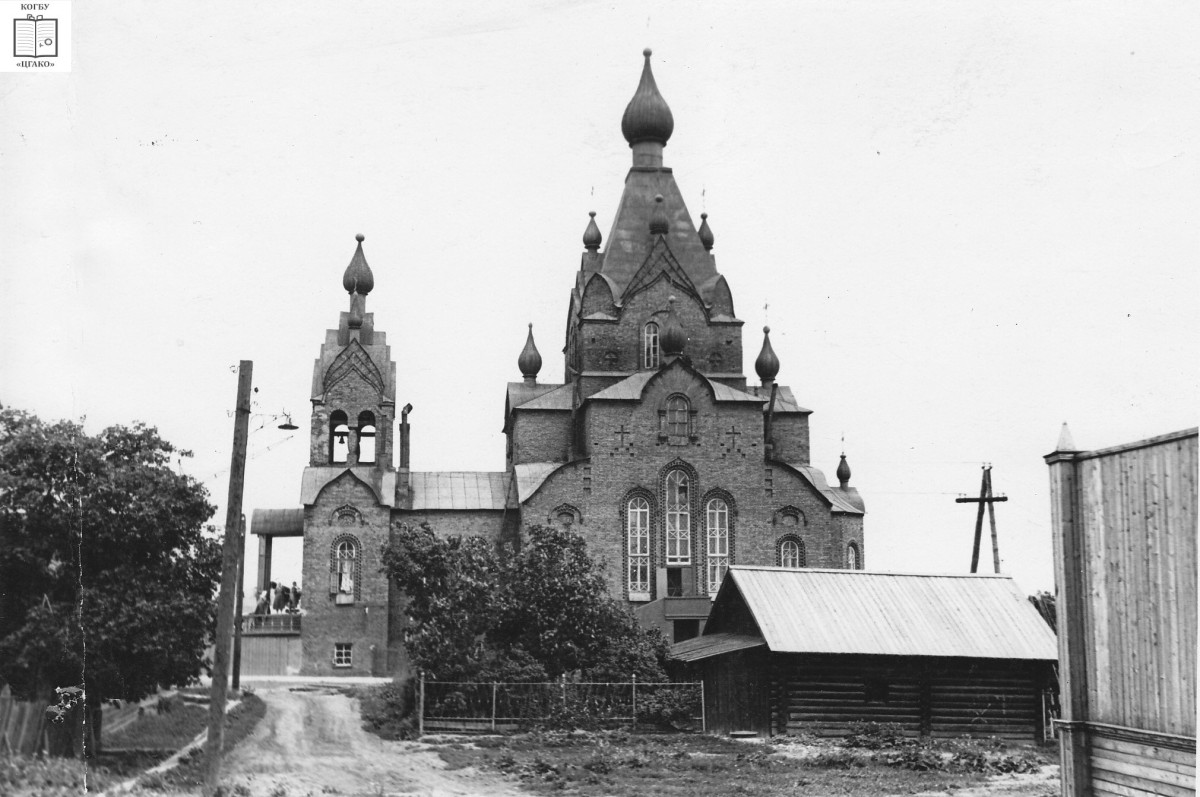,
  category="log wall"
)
[770,654,1046,741]
[1047,428,1198,796]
